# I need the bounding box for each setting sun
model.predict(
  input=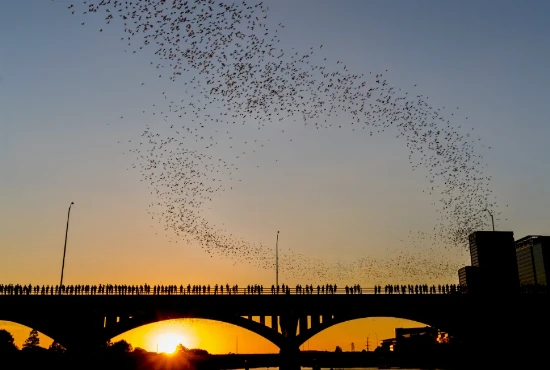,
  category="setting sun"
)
[155,333,188,354]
